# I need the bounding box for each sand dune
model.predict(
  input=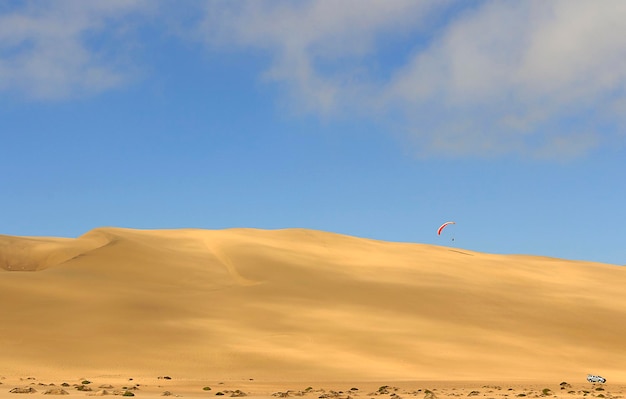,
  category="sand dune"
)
[1,227,625,383]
